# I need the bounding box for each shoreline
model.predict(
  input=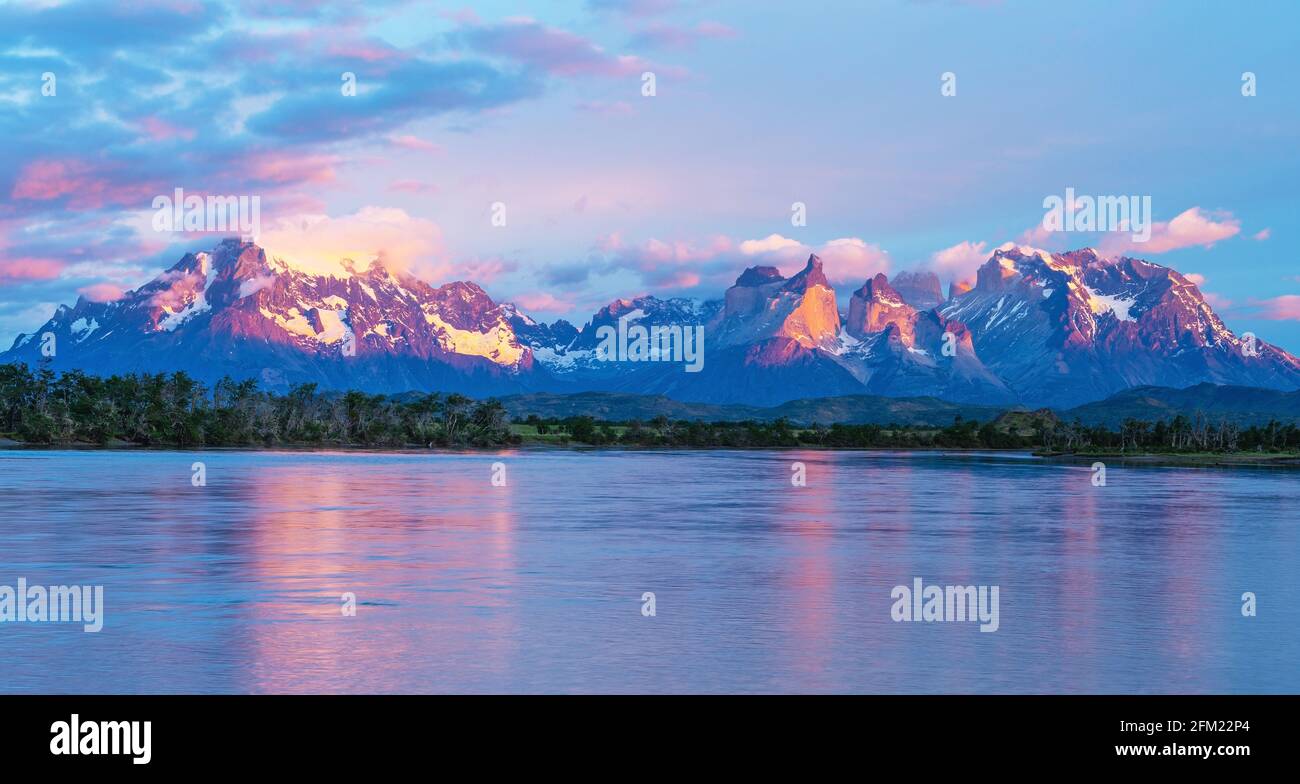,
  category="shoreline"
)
[1035,450,1300,467]
[4,439,1300,468]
